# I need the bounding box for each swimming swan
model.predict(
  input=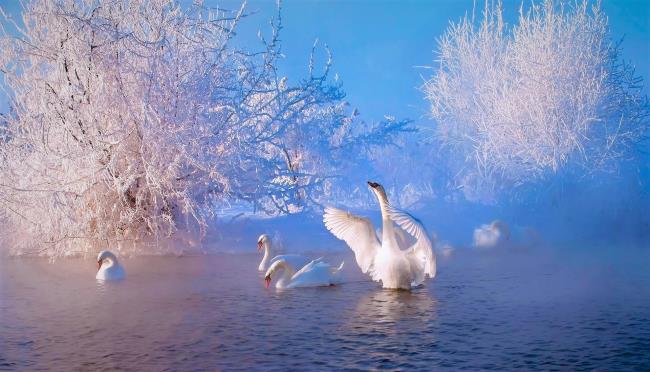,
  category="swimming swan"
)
[473,220,511,249]
[257,234,310,272]
[323,181,436,290]
[263,258,344,289]
[96,250,126,281]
